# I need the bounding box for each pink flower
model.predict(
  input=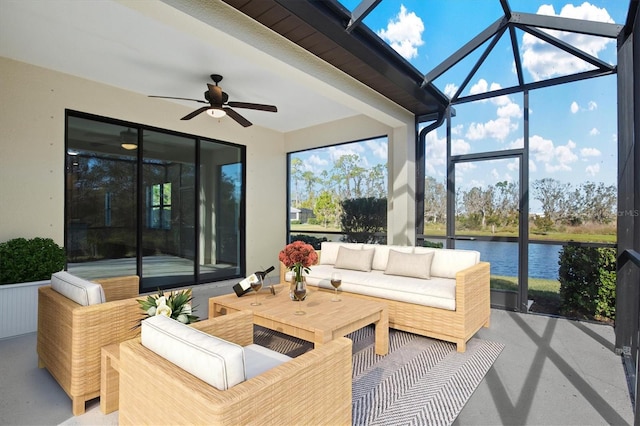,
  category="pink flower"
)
[279,241,318,281]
